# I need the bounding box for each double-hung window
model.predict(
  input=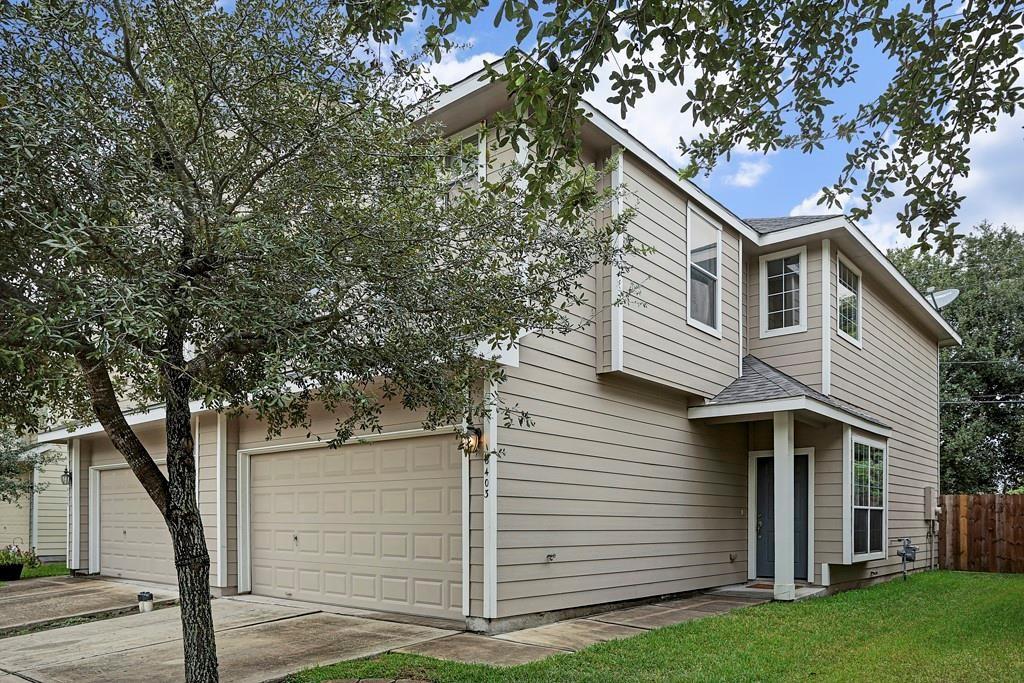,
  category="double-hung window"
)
[759,246,807,337]
[852,436,887,559]
[837,253,863,347]
[687,207,721,336]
